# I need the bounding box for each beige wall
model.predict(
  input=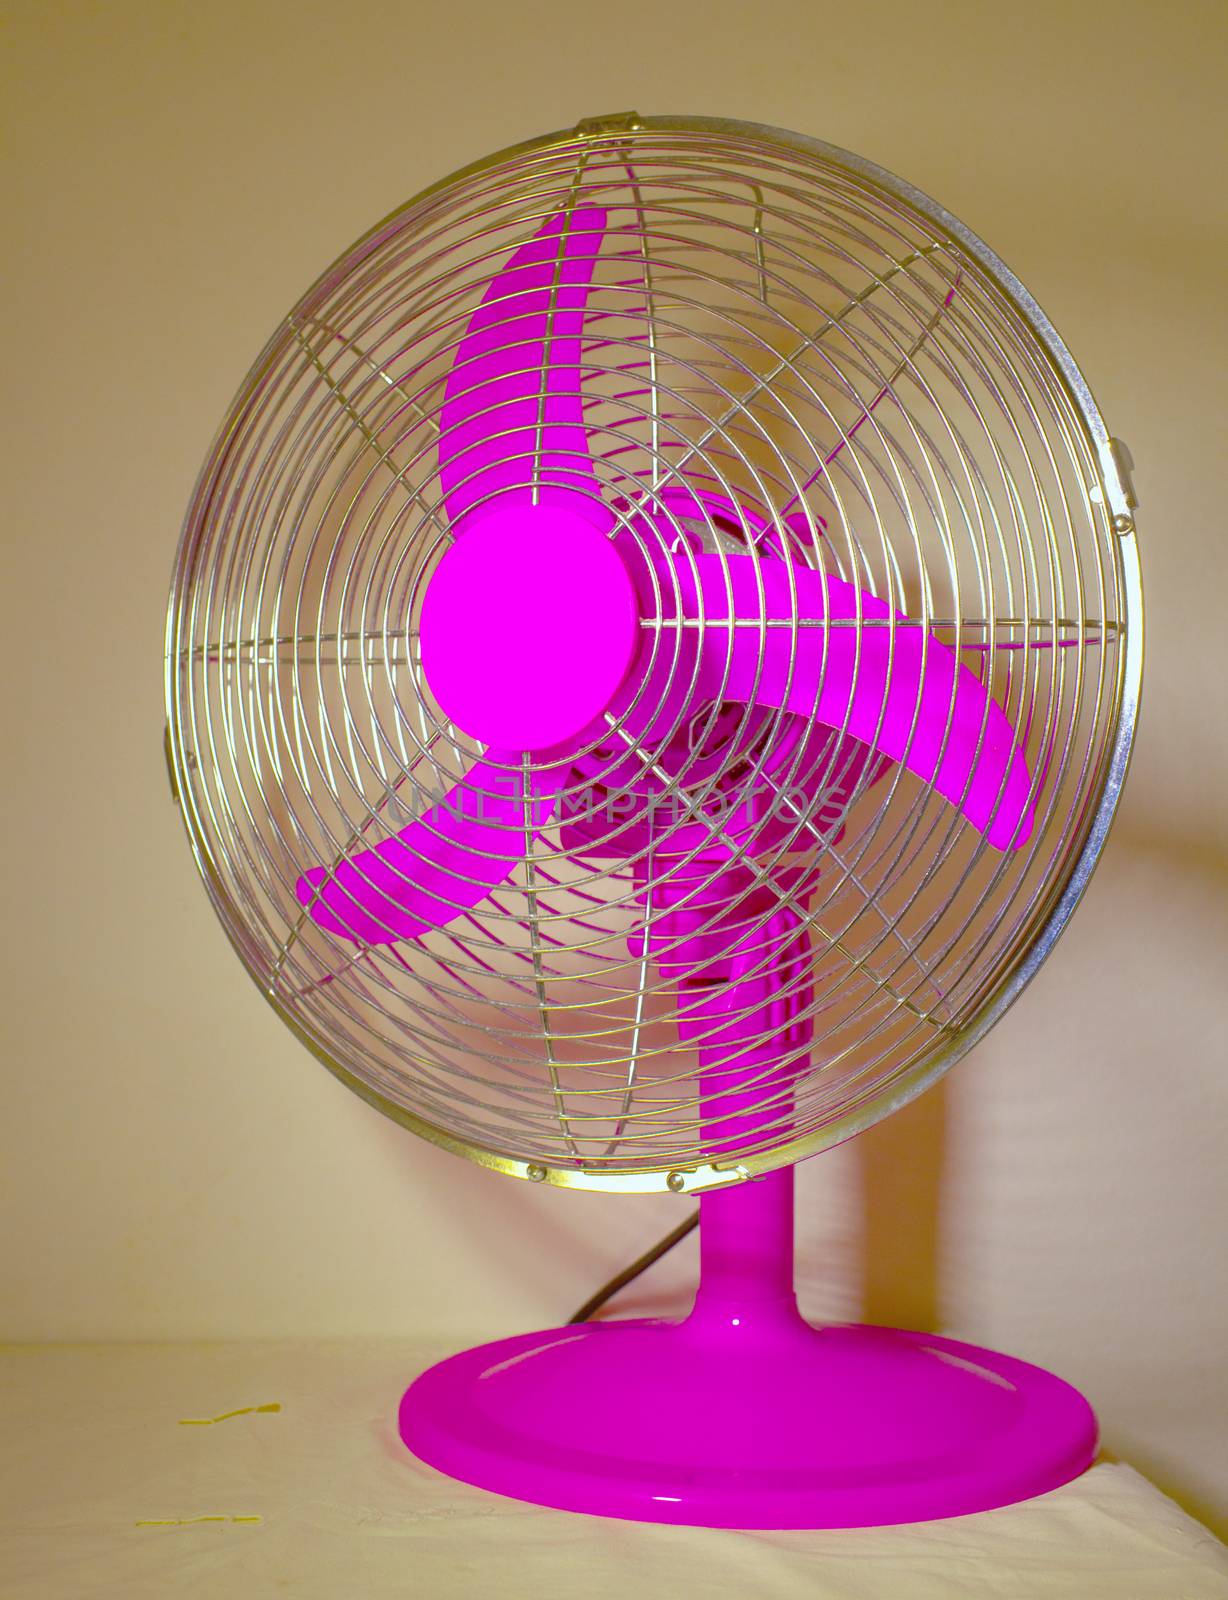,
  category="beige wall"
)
[3,0,1226,1537]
